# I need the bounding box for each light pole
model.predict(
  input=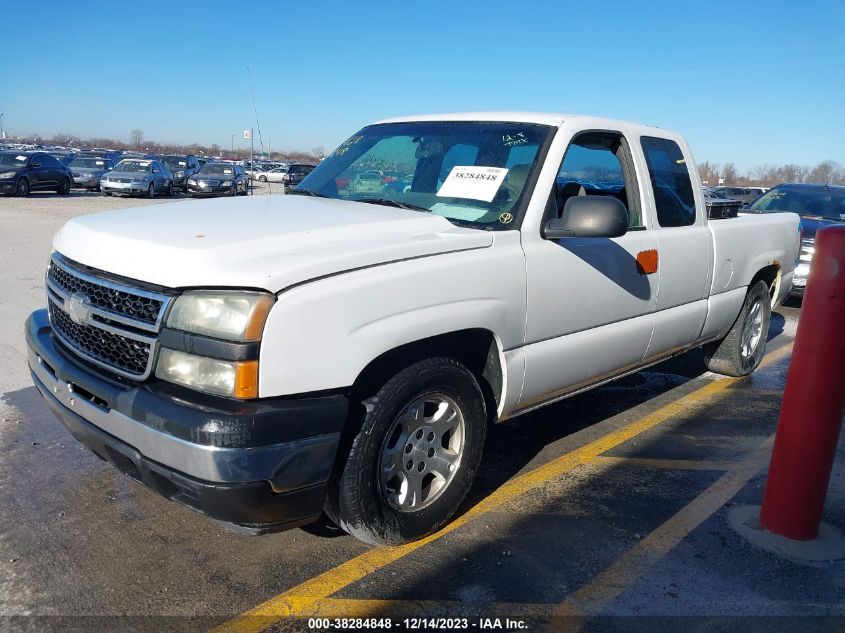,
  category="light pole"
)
[0,113,4,140]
